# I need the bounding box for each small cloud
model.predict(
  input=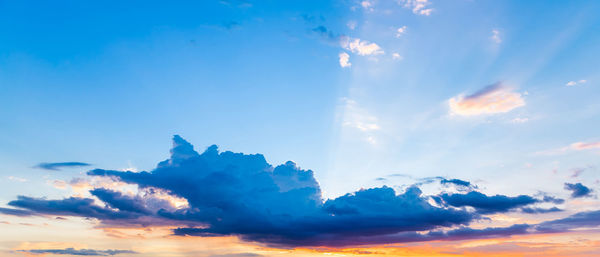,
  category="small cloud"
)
[399,0,433,16]
[566,79,587,87]
[396,26,407,38]
[537,140,600,155]
[340,37,384,56]
[511,117,529,123]
[491,29,501,44]
[51,180,68,190]
[571,141,600,150]
[392,52,403,61]
[8,176,27,182]
[339,52,351,68]
[564,183,592,198]
[35,162,91,171]
[361,0,374,11]
[448,82,525,116]
[347,20,357,30]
